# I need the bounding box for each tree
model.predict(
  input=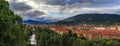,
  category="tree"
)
[0,0,29,46]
